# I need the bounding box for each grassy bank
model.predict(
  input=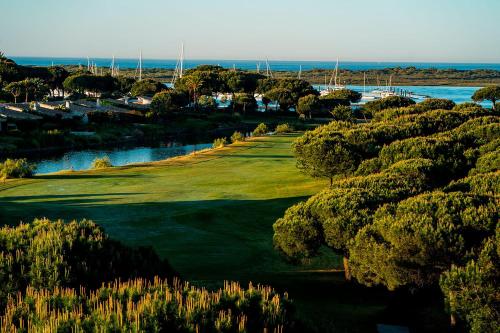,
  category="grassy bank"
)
[0,134,445,332]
